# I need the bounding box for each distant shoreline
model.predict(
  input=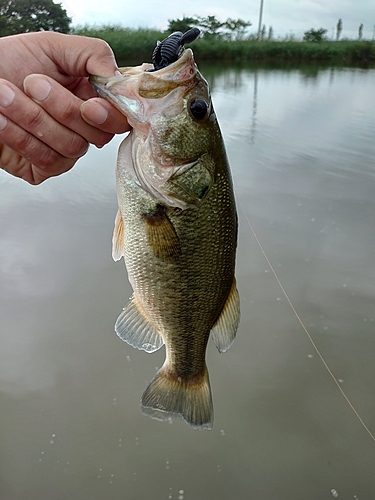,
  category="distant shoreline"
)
[72,26,375,66]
